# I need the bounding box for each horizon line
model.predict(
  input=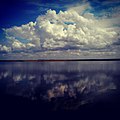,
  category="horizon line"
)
[0,59,120,62]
